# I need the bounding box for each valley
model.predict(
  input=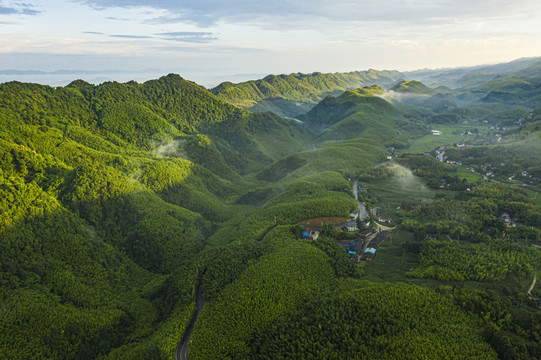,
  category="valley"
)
[1,57,541,360]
